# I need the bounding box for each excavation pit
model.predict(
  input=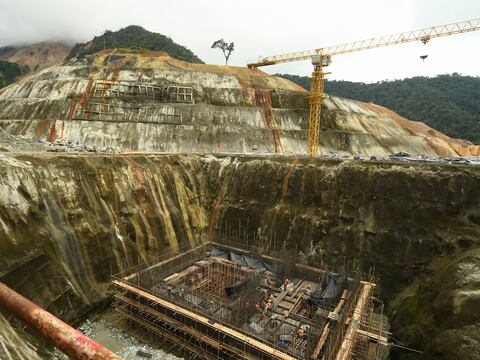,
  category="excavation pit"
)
[112,242,388,359]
